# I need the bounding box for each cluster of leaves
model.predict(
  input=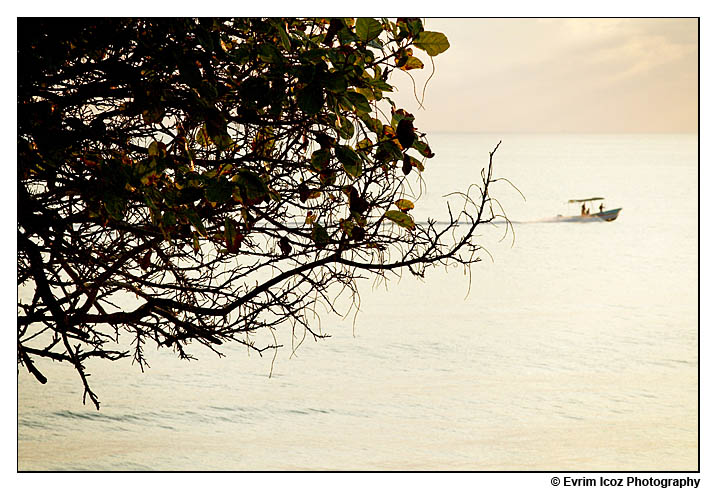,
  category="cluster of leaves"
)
[18,18,496,408]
